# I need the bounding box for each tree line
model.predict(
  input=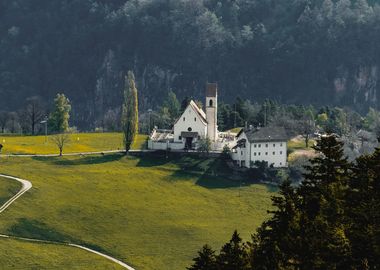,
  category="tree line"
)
[188,134,380,270]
